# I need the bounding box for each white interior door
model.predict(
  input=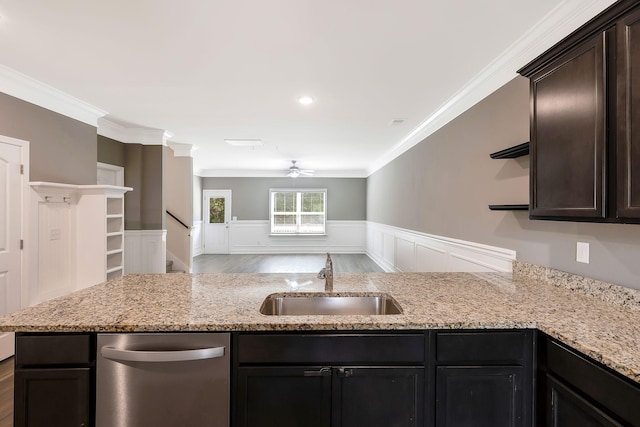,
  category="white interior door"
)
[0,136,27,361]
[203,190,231,254]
